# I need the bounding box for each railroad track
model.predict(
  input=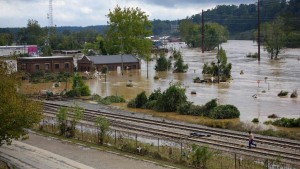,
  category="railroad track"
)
[43,102,300,166]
